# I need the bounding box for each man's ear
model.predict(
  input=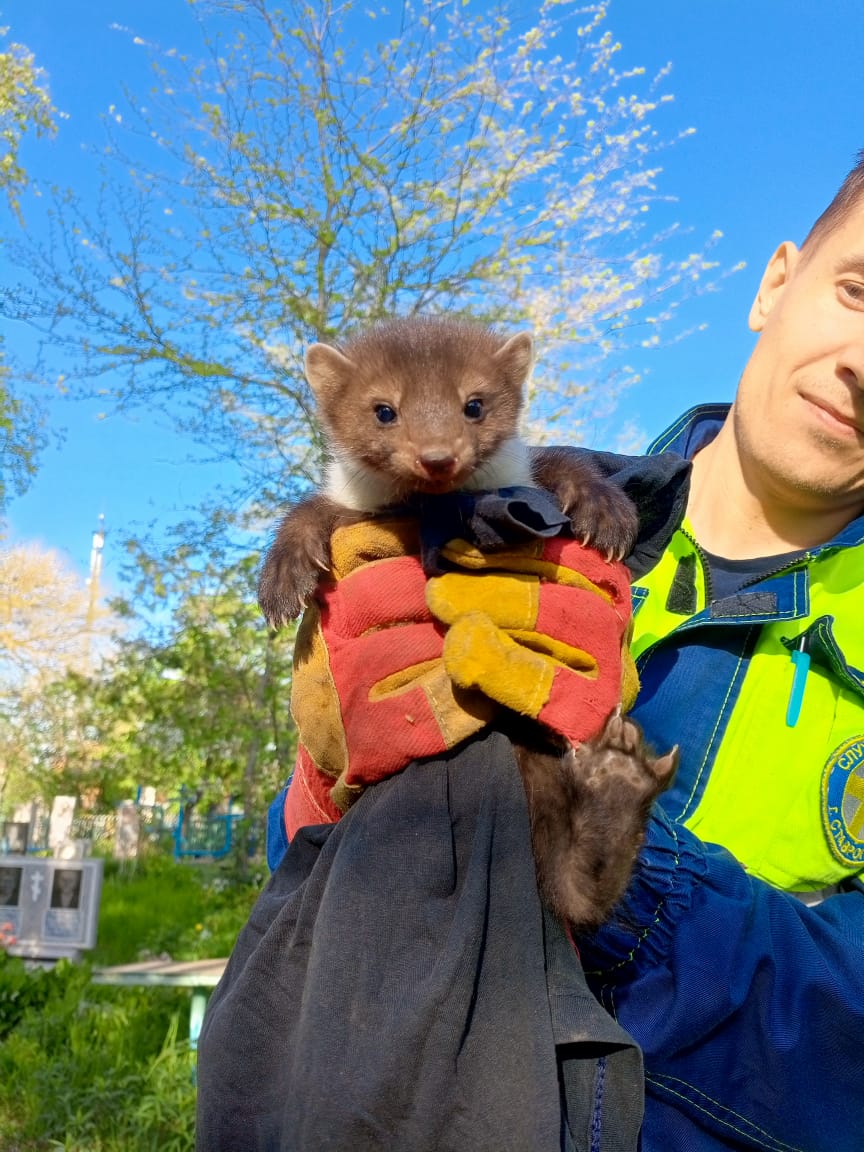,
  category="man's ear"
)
[749,241,800,332]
